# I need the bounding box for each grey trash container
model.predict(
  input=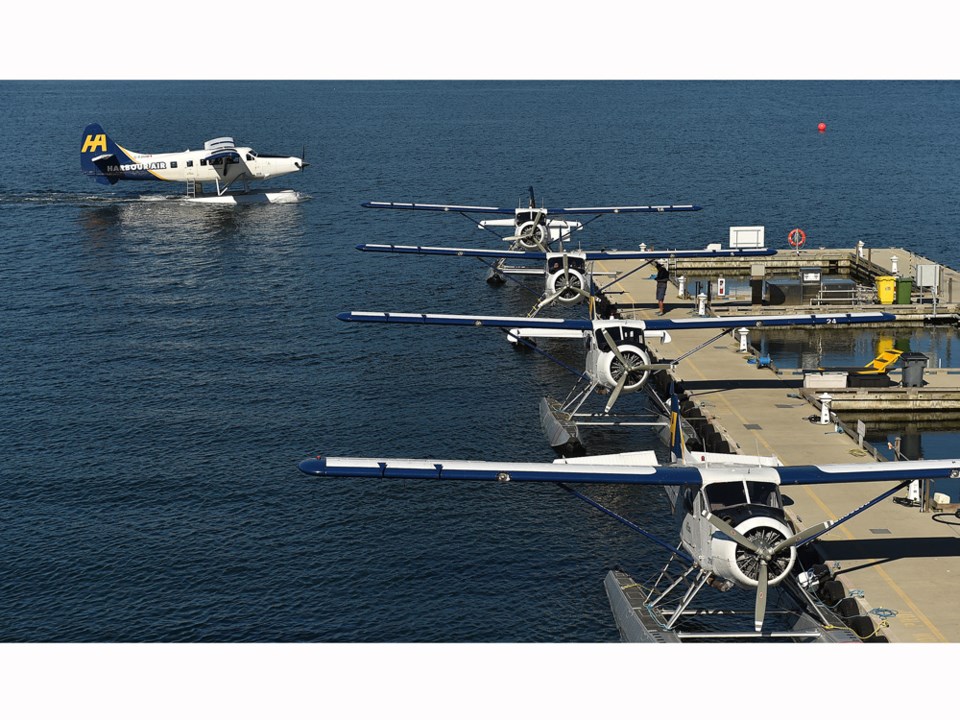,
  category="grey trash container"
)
[900,352,928,388]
